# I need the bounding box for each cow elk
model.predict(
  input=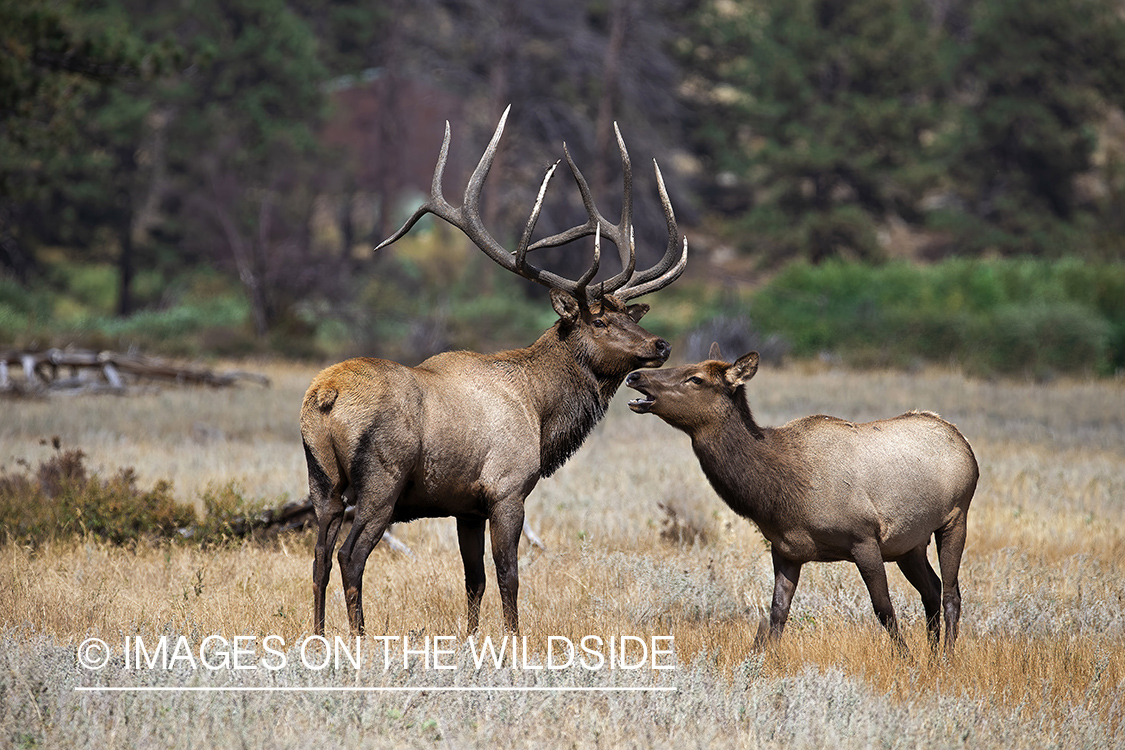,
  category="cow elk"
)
[302,107,687,636]
[626,344,978,654]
